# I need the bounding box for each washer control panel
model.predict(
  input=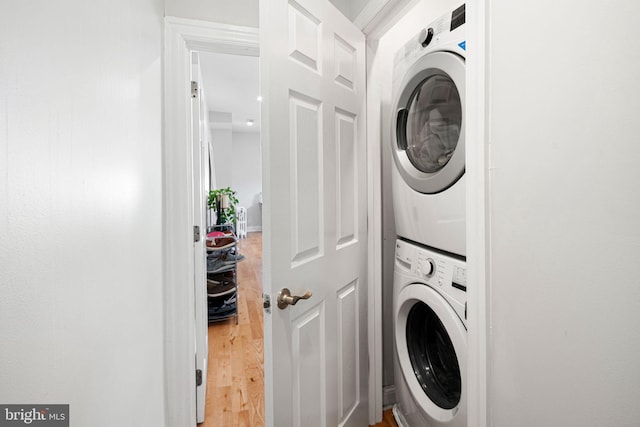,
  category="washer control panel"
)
[396,239,467,323]
[452,265,467,291]
[396,239,467,302]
